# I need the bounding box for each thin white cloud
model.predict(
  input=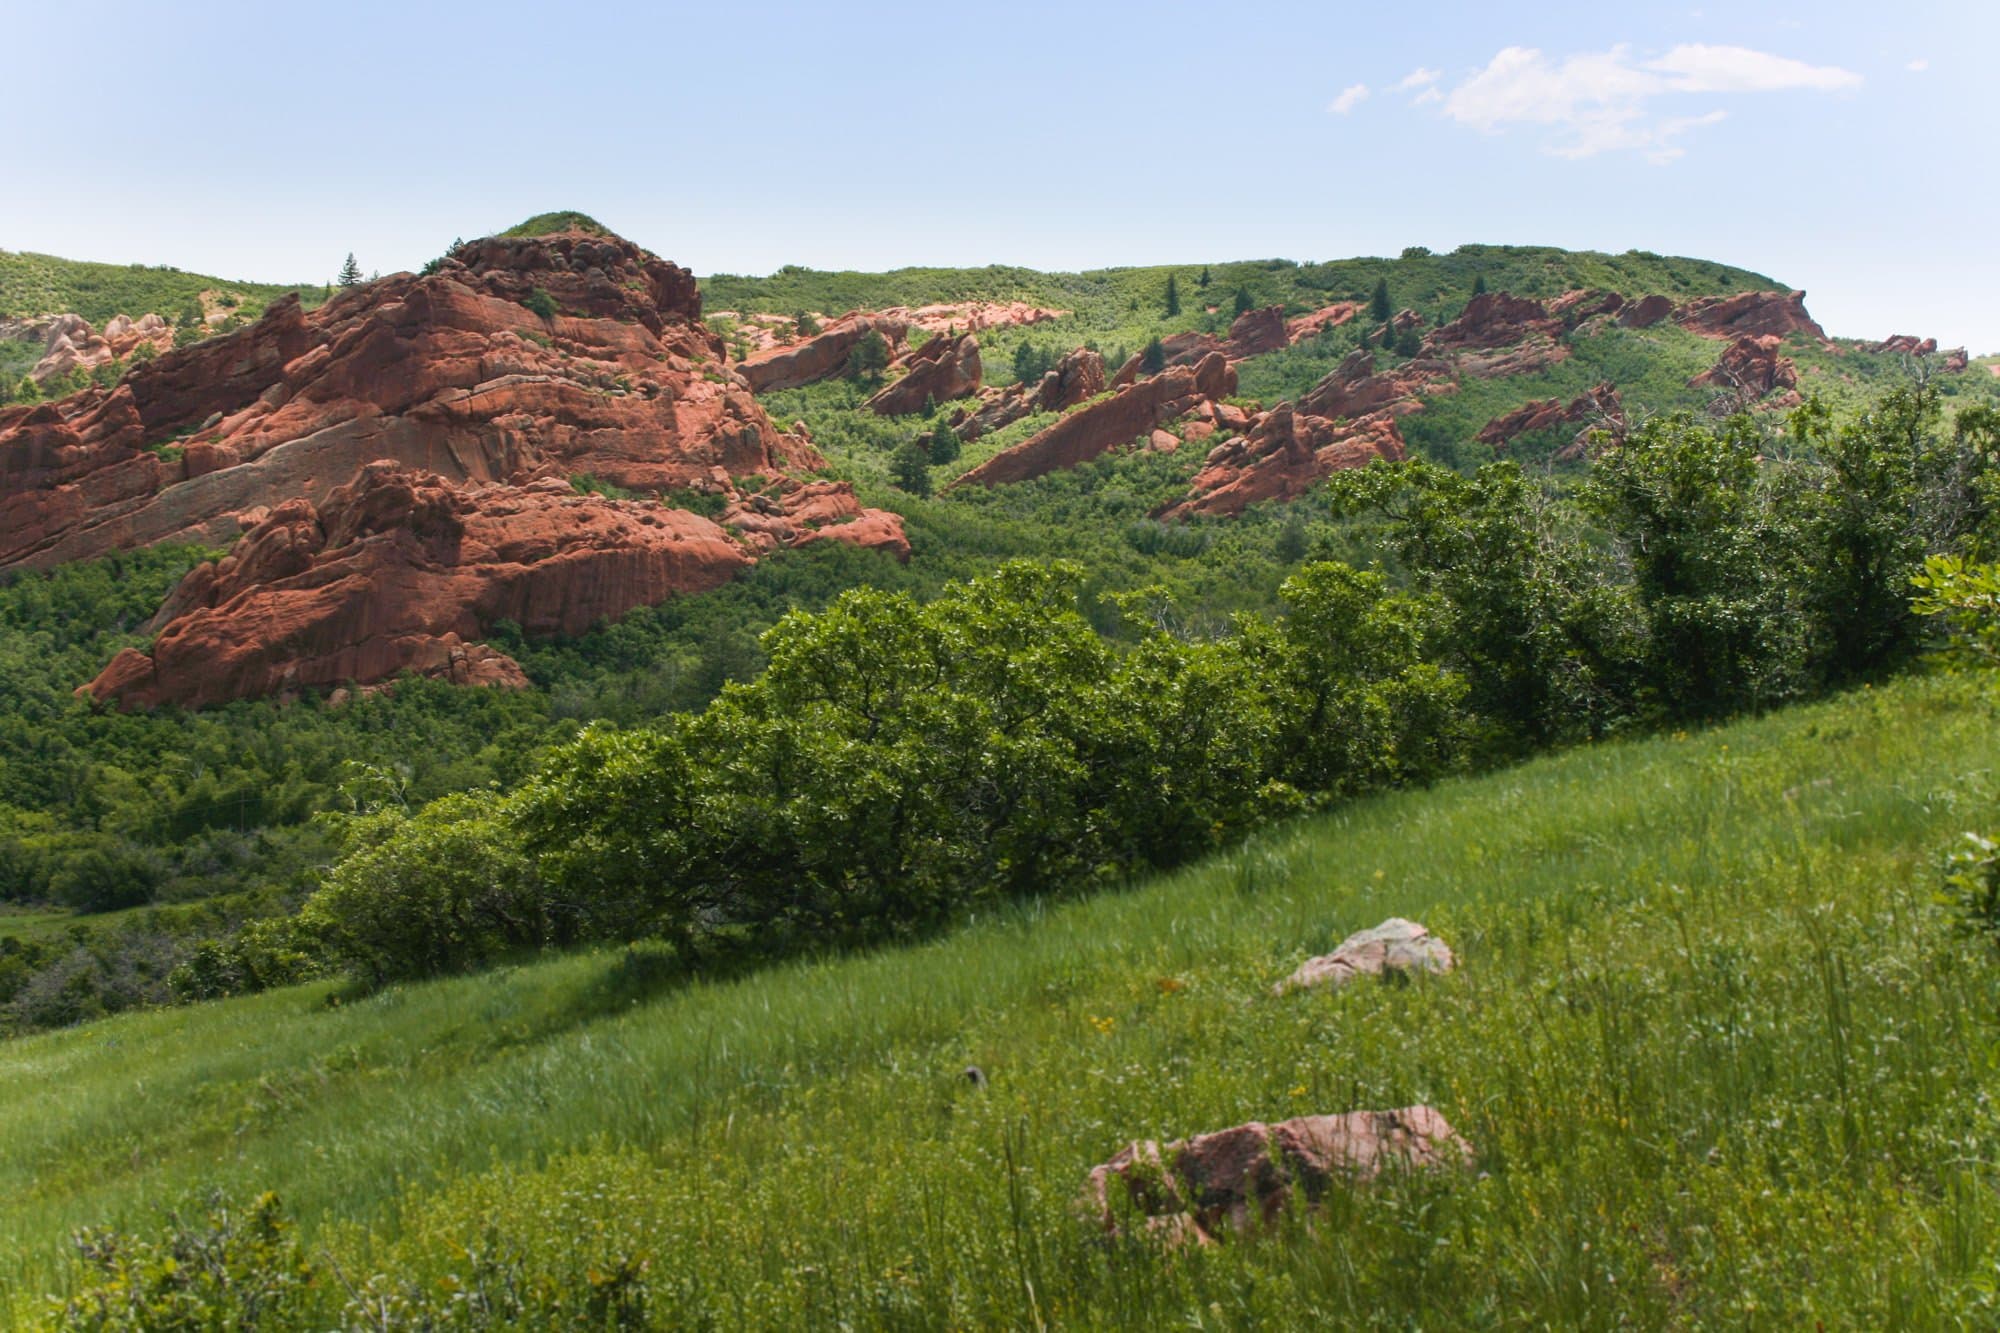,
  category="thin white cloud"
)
[1435,42,1860,162]
[1906,57,1929,72]
[1327,83,1371,115]
[1395,67,1441,92]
